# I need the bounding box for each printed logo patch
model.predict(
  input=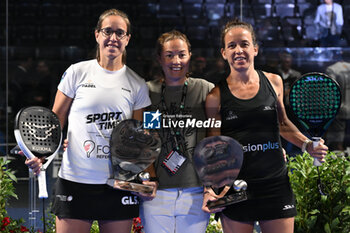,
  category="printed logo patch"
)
[60,71,67,82]
[81,80,96,88]
[121,196,139,205]
[121,87,131,92]
[263,106,274,111]
[83,140,95,158]
[225,110,238,120]
[283,204,295,210]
